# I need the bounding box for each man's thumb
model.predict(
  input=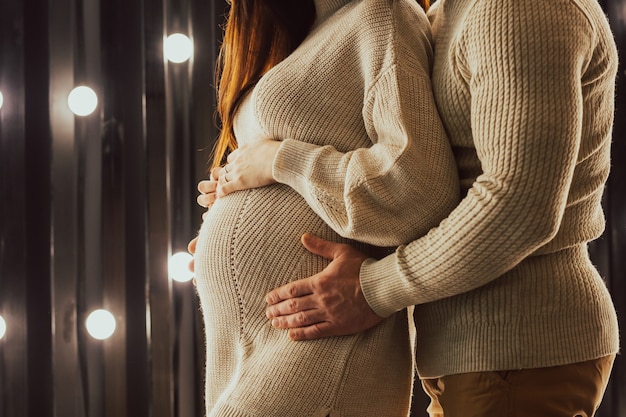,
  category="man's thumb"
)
[301,233,339,260]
